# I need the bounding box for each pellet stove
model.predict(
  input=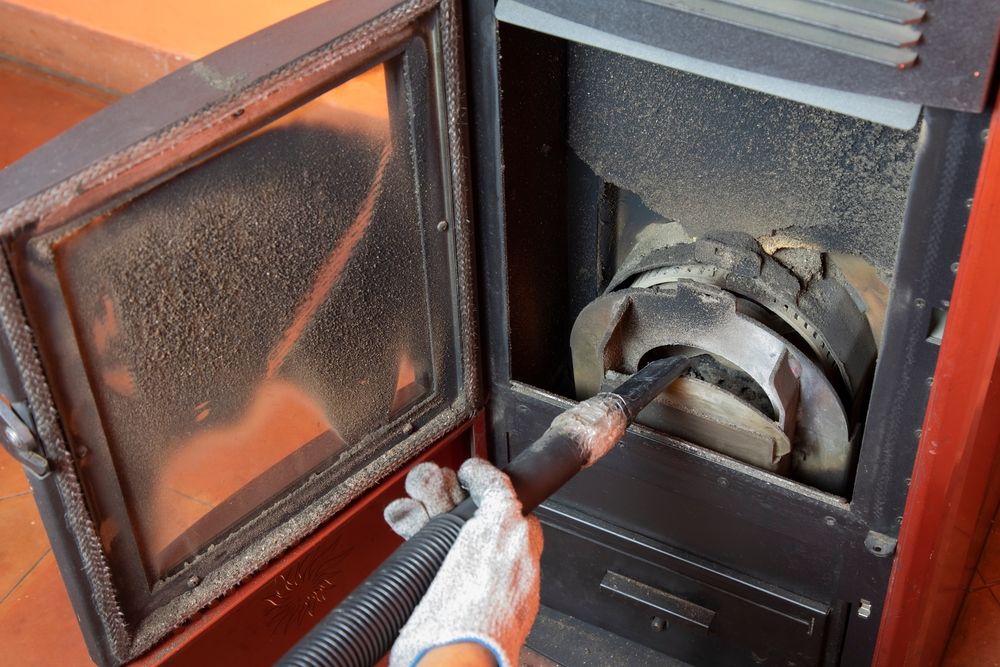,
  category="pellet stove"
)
[0,1,998,665]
